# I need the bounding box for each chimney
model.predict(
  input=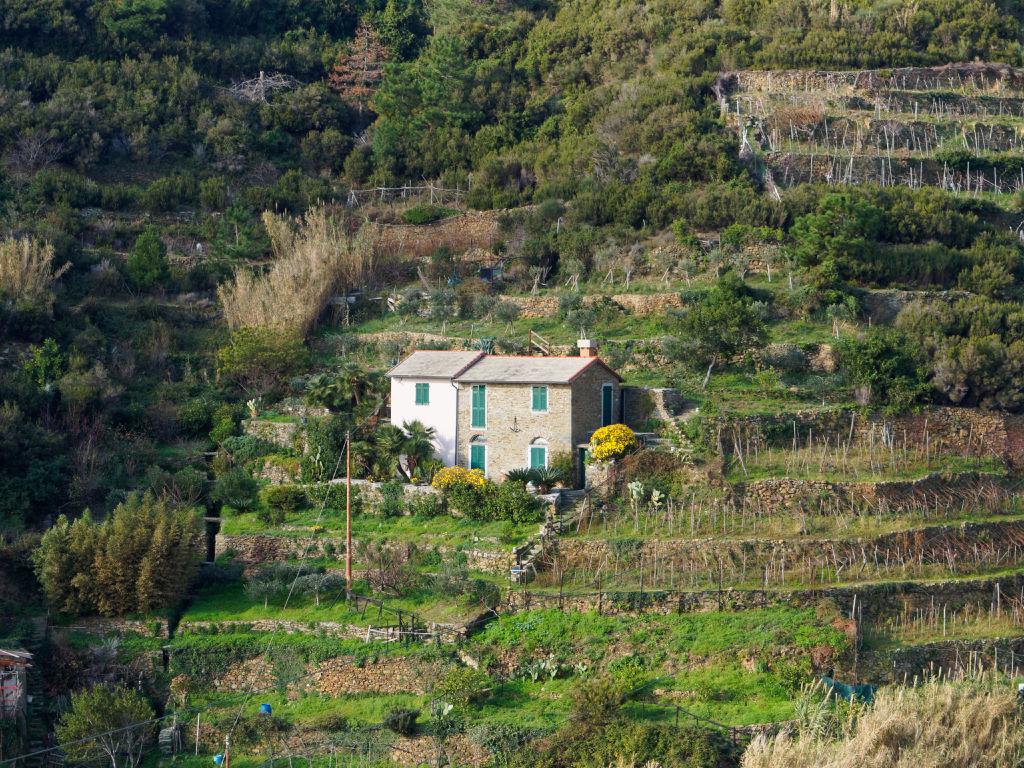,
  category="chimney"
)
[577,339,598,359]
